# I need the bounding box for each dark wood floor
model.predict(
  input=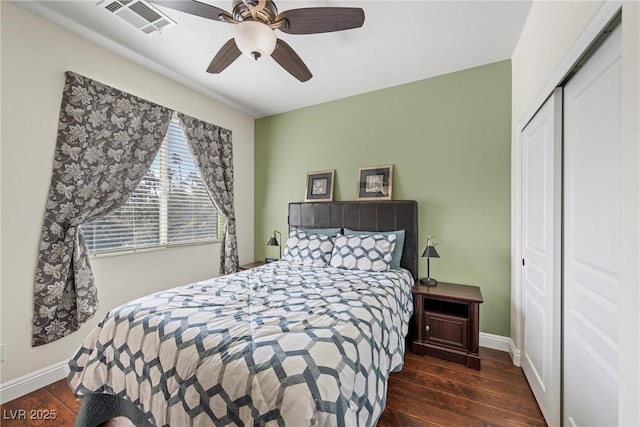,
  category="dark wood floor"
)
[1,347,545,426]
[379,347,546,426]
